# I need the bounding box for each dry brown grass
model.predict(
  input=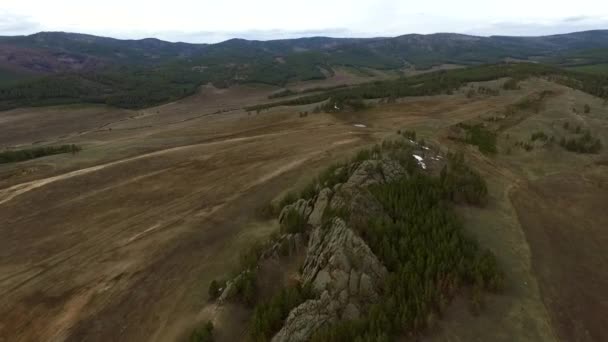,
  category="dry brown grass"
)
[0,78,606,342]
